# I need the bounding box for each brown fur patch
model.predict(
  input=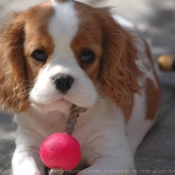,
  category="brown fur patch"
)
[145,78,161,121]
[72,2,142,107]
[97,8,142,107]
[122,104,134,123]
[0,1,54,112]
[71,2,103,82]
[0,12,29,112]
[23,2,54,82]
